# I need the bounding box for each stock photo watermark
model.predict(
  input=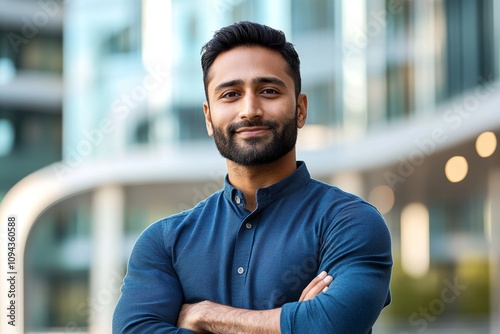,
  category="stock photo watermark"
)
[385,76,499,189]
[7,0,65,53]
[177,169,226,212]
[342,0,406,59]
[51,65,170,179]
[401,277,467,334]
[64,270,123,333]
[5,216,18,327]
[253,255,318,310]
[212,0,245,19]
